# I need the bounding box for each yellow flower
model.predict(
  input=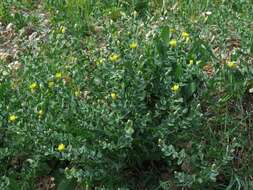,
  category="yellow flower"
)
[130,41,138,49]
[74,90,80,97]
[133,11,138,17]
[37,110,43,118]
[182,31,189,39]
[111,92,117,100]
[189,60,194,65]
[57,143,65,152]
[168,39,177,48]
[96,58,103,65]
[9,114,17,122]
[29,82,38,92]
[59,26,66,33]
[55,72,62,79]
[109,54,120,62]
[48,81,54,88]
[227,61,236,69]
[182,32,190,42]
[171,84,180,93]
